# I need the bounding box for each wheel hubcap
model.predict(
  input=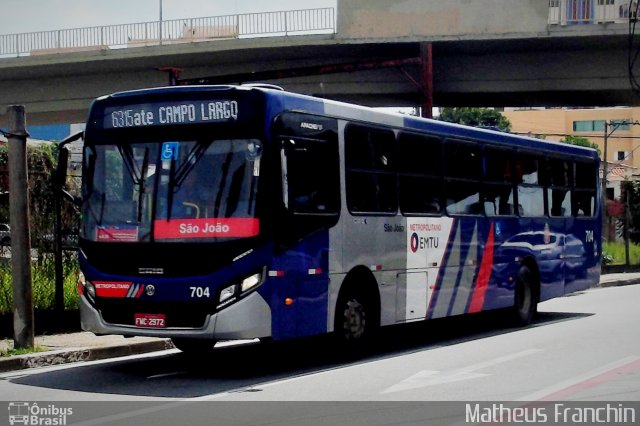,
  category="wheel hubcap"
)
[343,299,366,340]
